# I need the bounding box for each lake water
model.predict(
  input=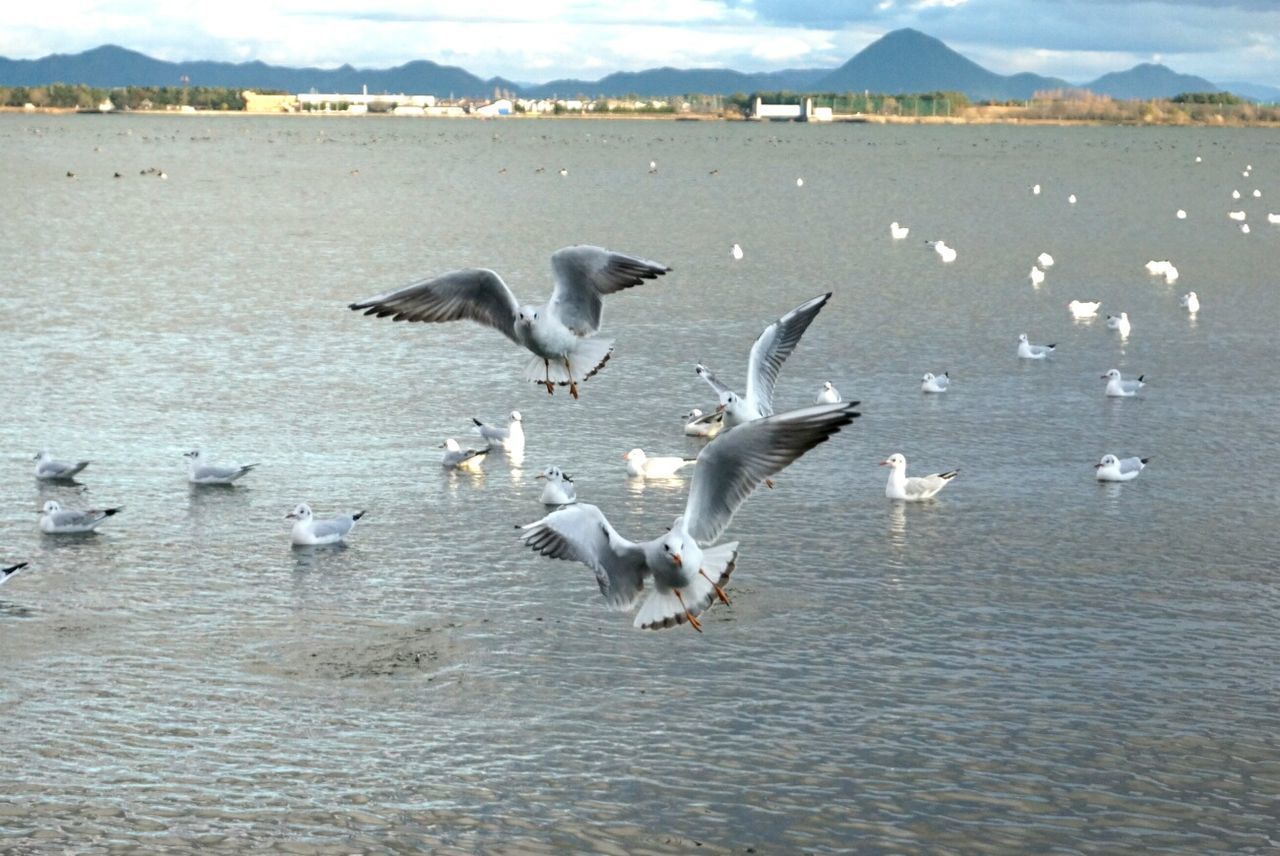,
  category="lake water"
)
[1,114,1278,854]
